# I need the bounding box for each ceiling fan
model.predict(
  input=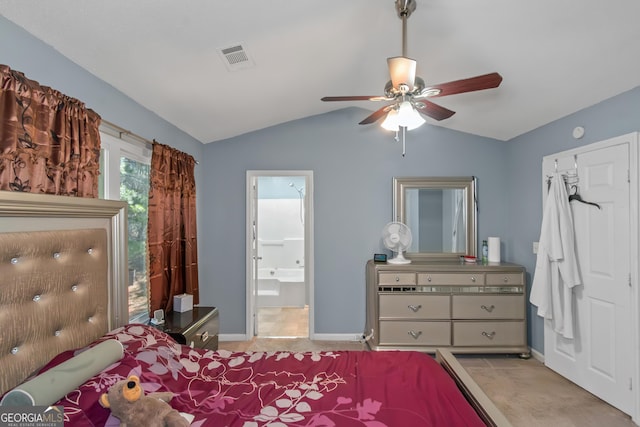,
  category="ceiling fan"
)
[321,0,502,131]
